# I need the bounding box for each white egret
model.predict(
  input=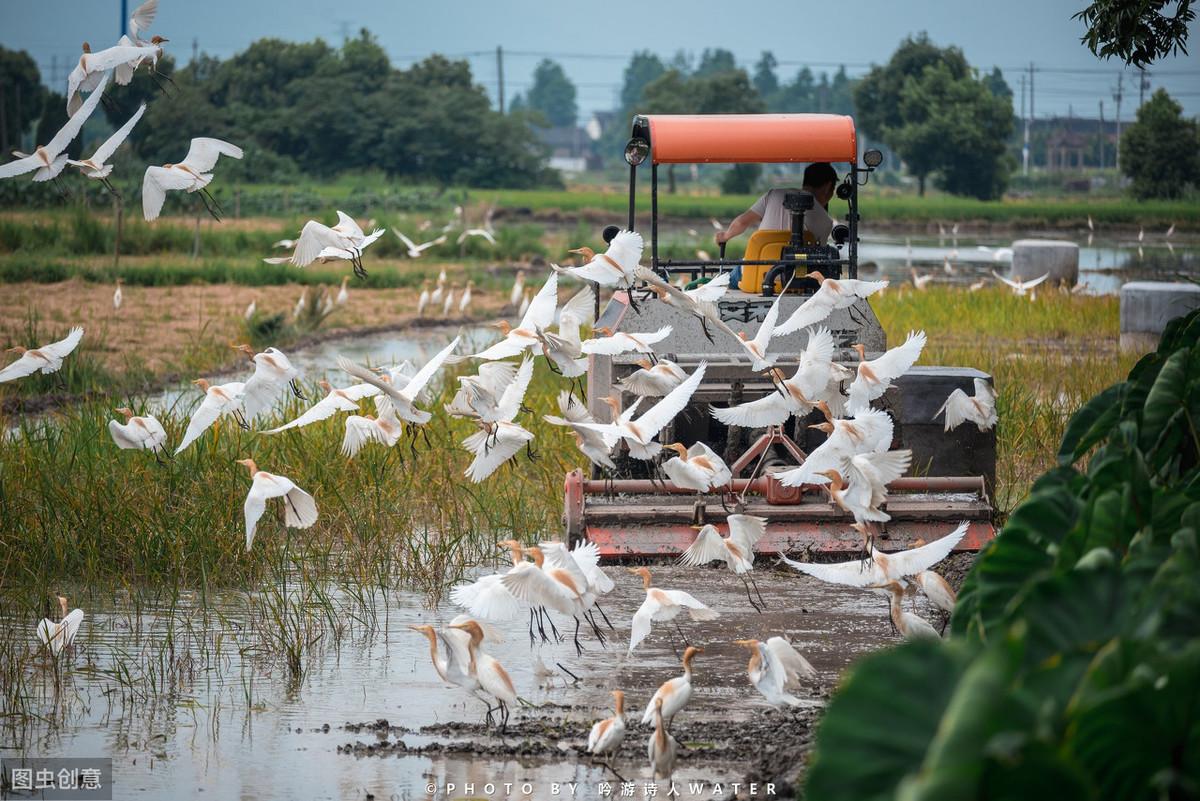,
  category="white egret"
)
[935,377,997,432]
[394,230,445,258]
[231,344,304,422]
[588,690,626,770]
[67,103,146,196]
[579,363,706,460]
[341,409,403,458]
[236,458,318,551]
[556,230,643,290]
[36,596,84,656]
[992,270,1049,296]
[283,211,384,277]
[458,280,473,314]
[818,449,912,524]
[679,514,768,610]
[264,379,378,434]
[112,278,124,310]
[448,620,518,730]
[543,391,621,471]
[845,331,927,415]
[874,581,940,640]
[336,277,349,305]
[0,73,109,185]
[648,698,678,781]
[0,327,84,384]
[416,280,431,316]
[779,521,969,589]
[472,274,558,360]
[641,645,703,725]
[733,637,816,707]
[628,568,718,653]
[662,441,731,493]
[142,137,243,222]
[509,270,526,307]
[175,378,247,453]
[619,359,687,397]
[108,406,169,459]
[581,326,672,358]
[774,270,888,336]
